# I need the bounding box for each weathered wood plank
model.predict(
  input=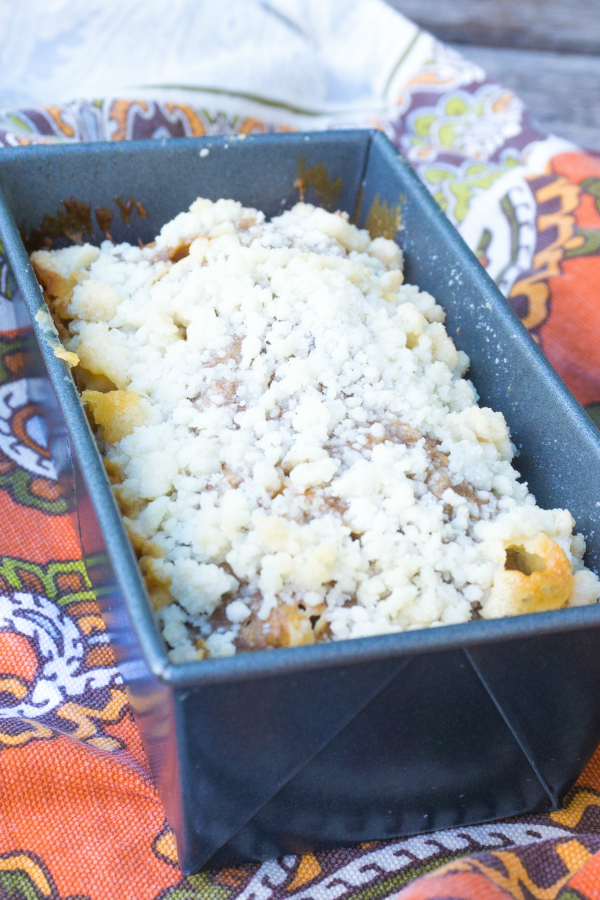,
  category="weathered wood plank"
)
[385,0,600,55]
[450,44,600,151]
